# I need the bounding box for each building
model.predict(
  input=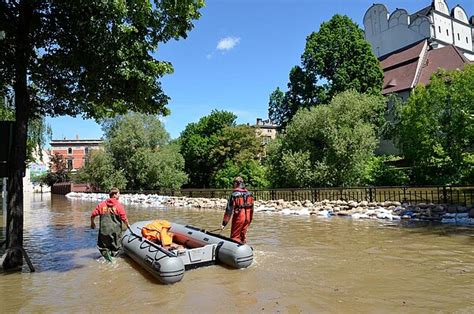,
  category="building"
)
[364,2,473,155]
[364,0,474,61]
[254,118,278,145]
[50,136,103,171]
[379,38,470,99]
[25,148,50,192]
[253,118,279,159]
